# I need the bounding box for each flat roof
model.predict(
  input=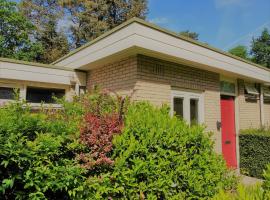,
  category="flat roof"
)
[0,57,75,72]
[53,17,270,72]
